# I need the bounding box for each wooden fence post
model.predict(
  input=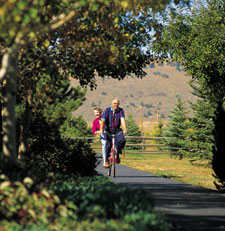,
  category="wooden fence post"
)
[142,132,145,152]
